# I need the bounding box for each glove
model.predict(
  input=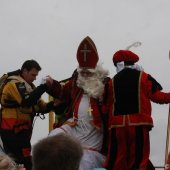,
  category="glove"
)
[40,76,53,86]
[40,76,48,84]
